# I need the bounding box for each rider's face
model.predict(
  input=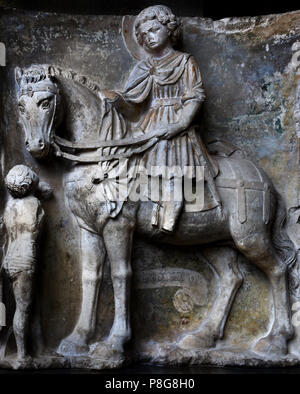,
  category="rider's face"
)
[139,20,170,53]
